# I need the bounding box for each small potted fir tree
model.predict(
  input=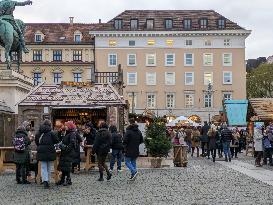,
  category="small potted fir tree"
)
[144,118,172,168]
